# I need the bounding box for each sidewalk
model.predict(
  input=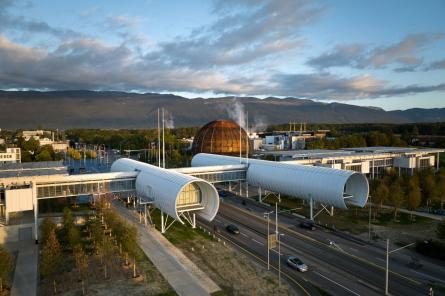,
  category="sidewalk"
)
[114,203,221,296]
[11,240,38,296]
